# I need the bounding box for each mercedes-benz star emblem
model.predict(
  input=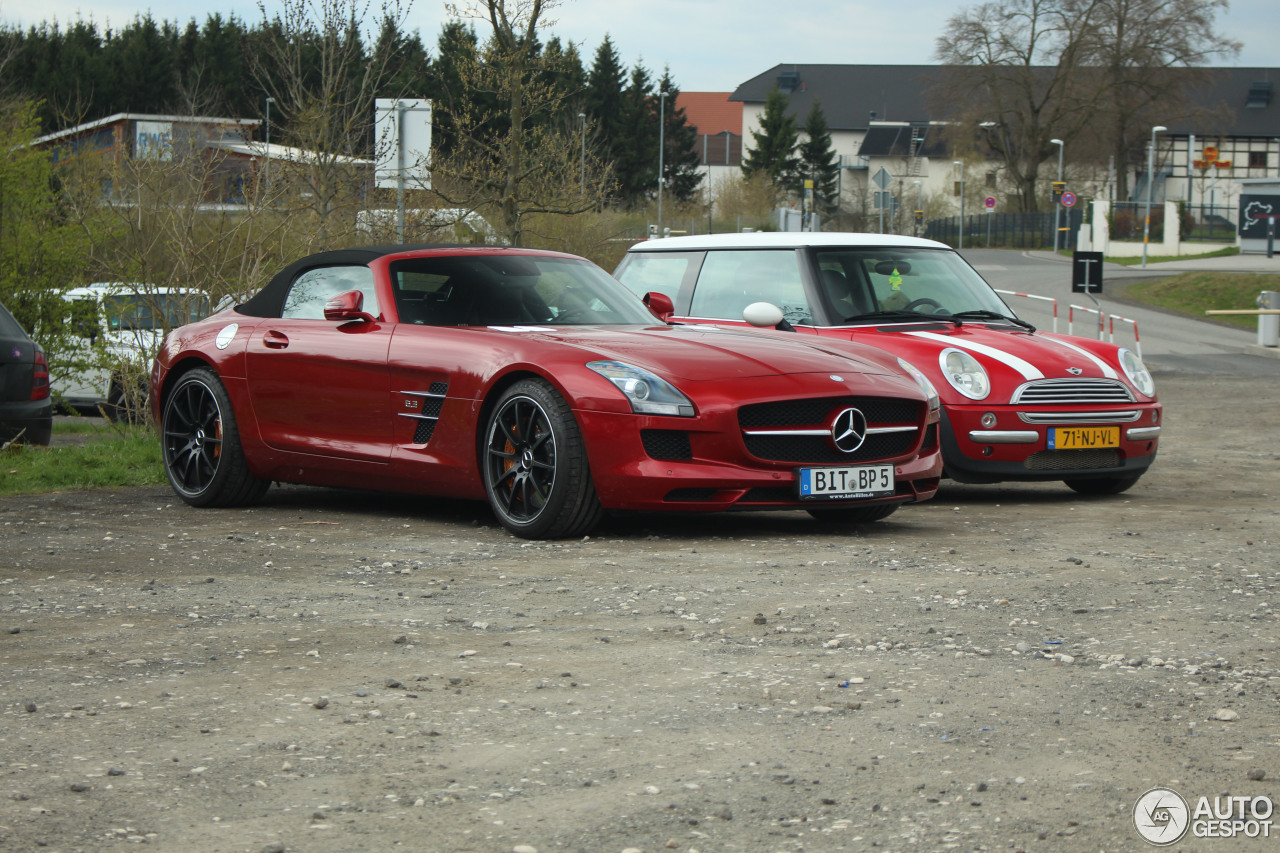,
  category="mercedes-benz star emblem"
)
[830,407,868,453]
